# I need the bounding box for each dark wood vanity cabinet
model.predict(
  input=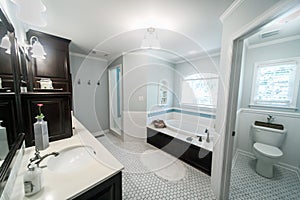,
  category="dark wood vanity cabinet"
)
[147,128,212,175]
[26,29,72,92]
[21,92,72,147]
[16,30,74,147]
[74,172,122,200]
